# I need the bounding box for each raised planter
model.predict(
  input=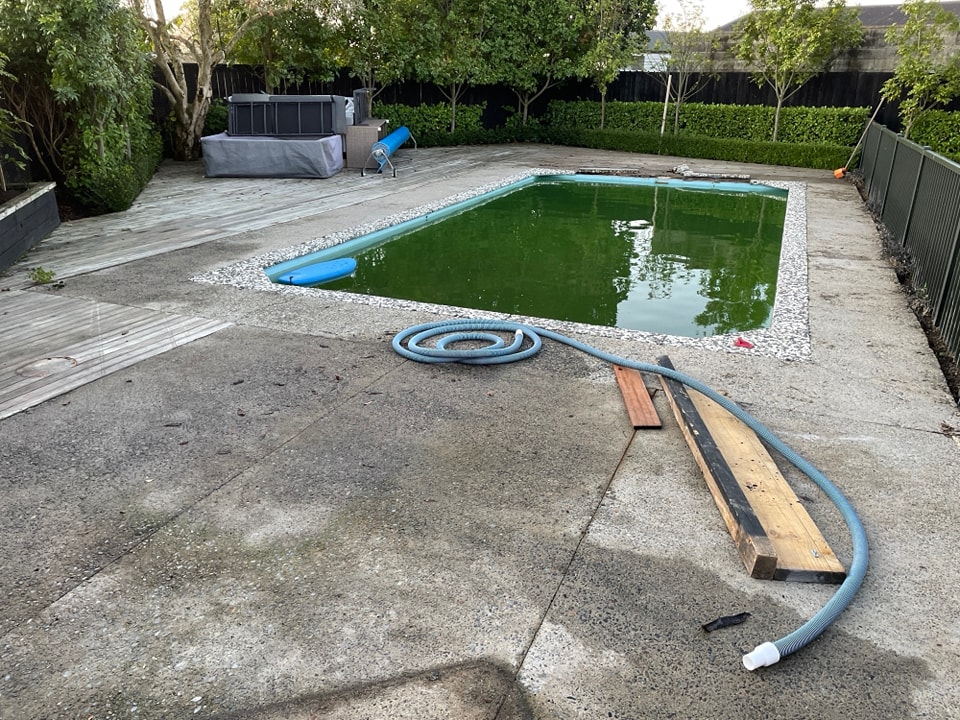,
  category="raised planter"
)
[0,182,60,273]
